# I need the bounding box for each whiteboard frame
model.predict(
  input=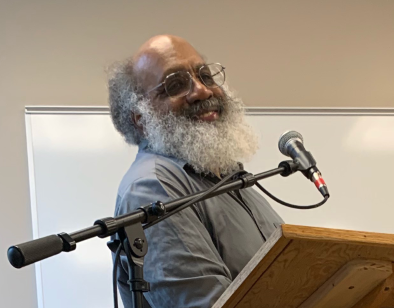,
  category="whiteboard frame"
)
[24,106,394,308]
[25,106,394,116]
[25,114,45,308]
